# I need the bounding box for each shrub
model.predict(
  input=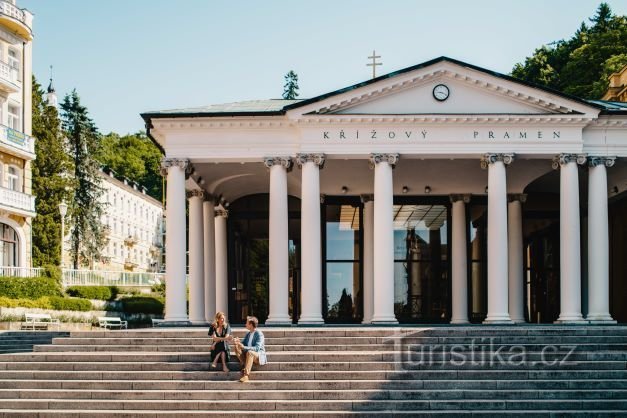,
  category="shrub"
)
[0,296,51,309]
[151,282,165,296]
[48,296,92,311]
[0,276,62,299]
[119,296,164,315]
[42,265,62,284]
[65,286,119,301]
